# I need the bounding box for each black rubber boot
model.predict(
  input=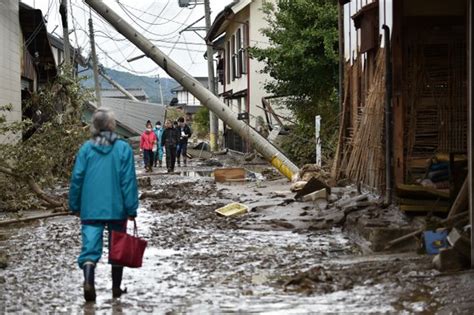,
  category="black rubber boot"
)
[183,158,187,167]
[83,262,96,302]
[112,266,127,298]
